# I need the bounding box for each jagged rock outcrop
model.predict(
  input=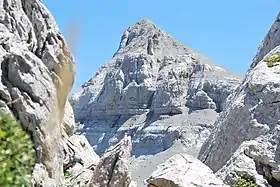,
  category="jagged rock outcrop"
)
[0,0,75,185]
[198,13,280,187]
[146,154,227,187]
[62,135,100,187]
[88,135,133,187]
[63,135,100,171]
[62,135,133,187]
